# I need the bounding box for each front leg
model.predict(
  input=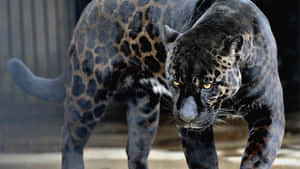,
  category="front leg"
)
[179,127,218,169]
[241,105,285,169]
[127,95,160,169]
